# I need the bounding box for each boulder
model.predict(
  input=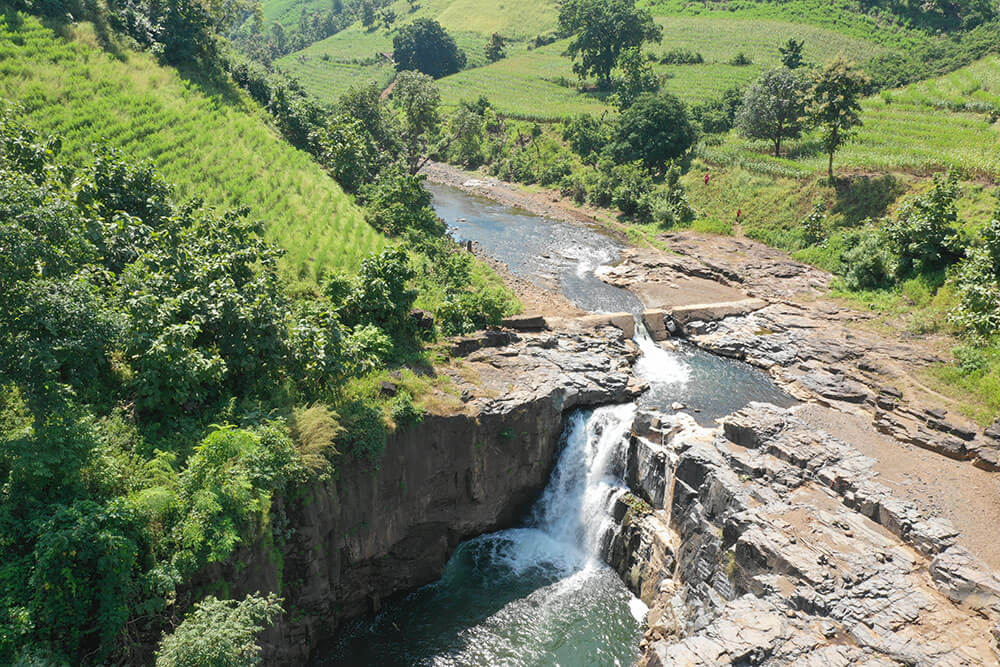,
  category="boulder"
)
[409,308,435,330]
[642,309,670,341]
